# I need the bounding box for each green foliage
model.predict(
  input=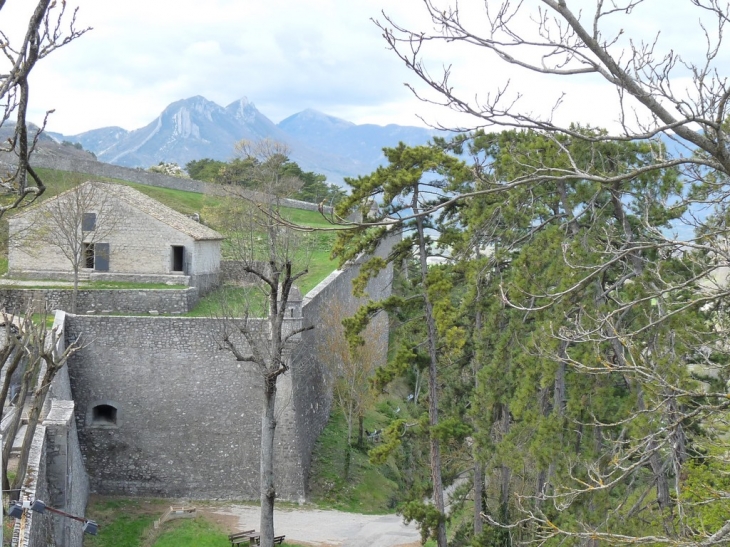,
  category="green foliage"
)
[331,129,729,546]
[401,500,445,544]
[308,408,403,513]
[184,155,341,205]
[61,140,84,150]
[185,158,227,182]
